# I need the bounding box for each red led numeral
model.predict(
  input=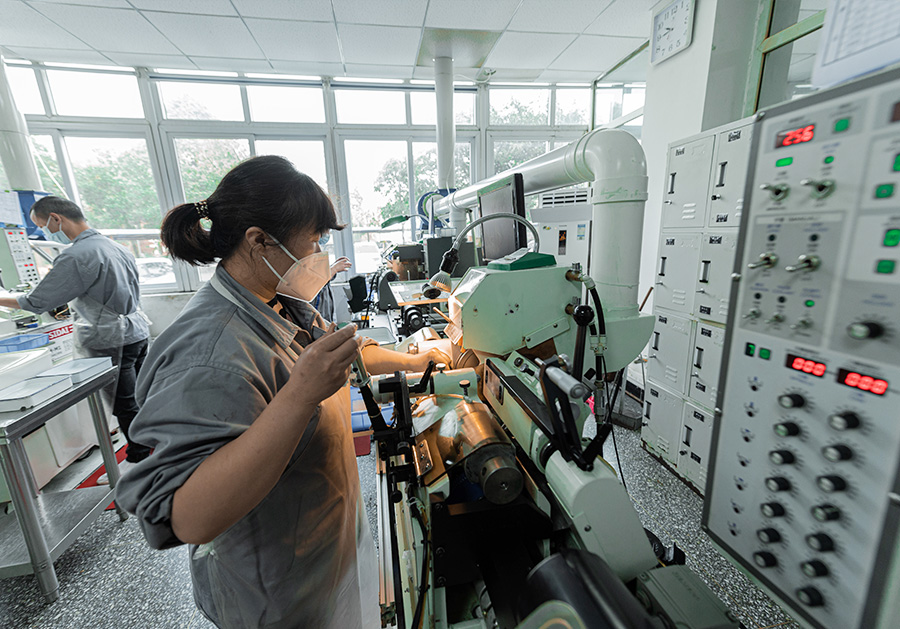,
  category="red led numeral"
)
[872,380,888,395]
[792,357,805,370]
[800,124,815,142]
[812,363,826,377]
[844,372,861,387]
